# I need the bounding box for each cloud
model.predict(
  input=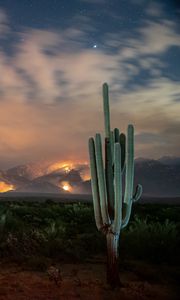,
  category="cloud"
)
[135,132,166,145]
[0,9,9,36]
[5,27,119,104]
[145,1,164,17]
[137,20,180,54]
[106,19,180,57]
[0,5,180,168]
